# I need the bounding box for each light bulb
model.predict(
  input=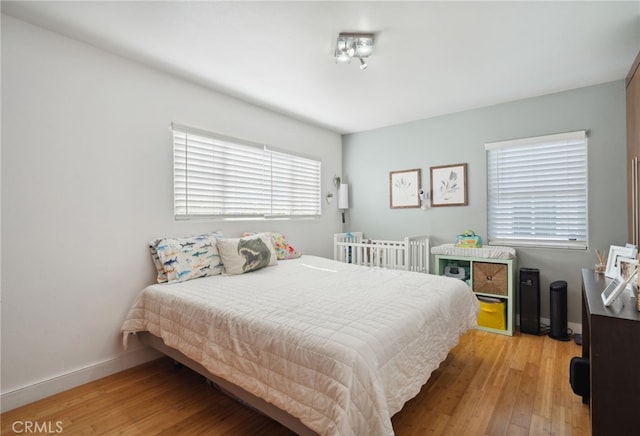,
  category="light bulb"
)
[336,51,351,63]
[356,39,374,57]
